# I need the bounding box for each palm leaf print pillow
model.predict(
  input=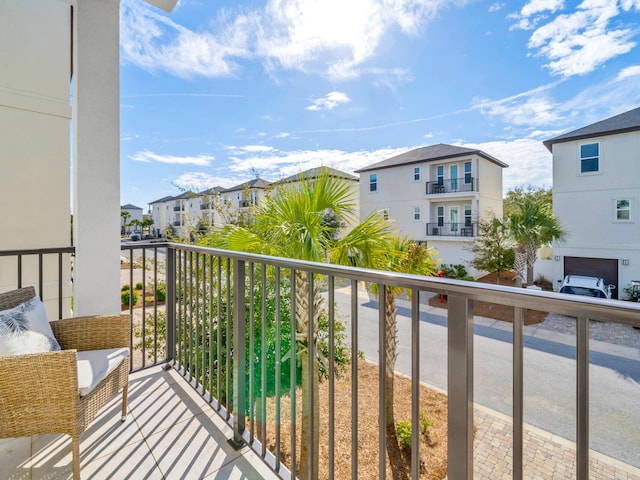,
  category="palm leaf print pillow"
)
[0,296,61,355]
